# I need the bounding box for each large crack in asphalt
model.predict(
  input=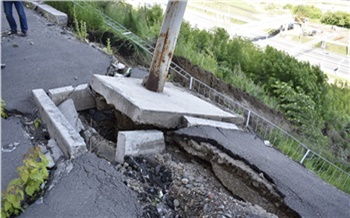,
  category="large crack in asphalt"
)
[169,129,301,218]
